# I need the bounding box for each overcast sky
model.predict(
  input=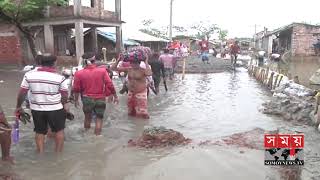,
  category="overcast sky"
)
[102,0,320,38]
